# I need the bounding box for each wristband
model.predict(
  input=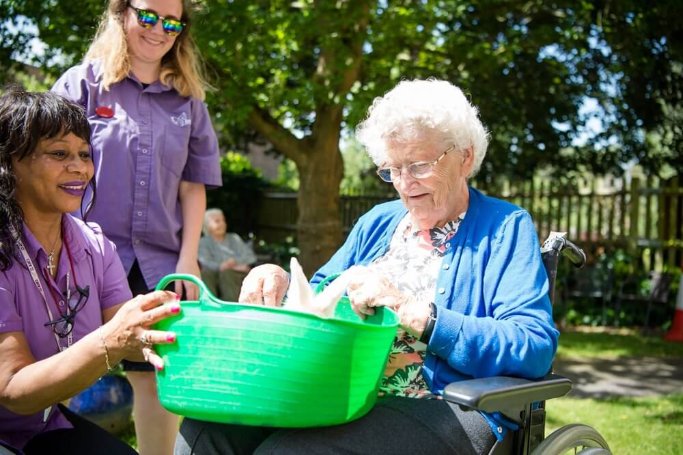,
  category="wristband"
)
[419,302,437,344]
